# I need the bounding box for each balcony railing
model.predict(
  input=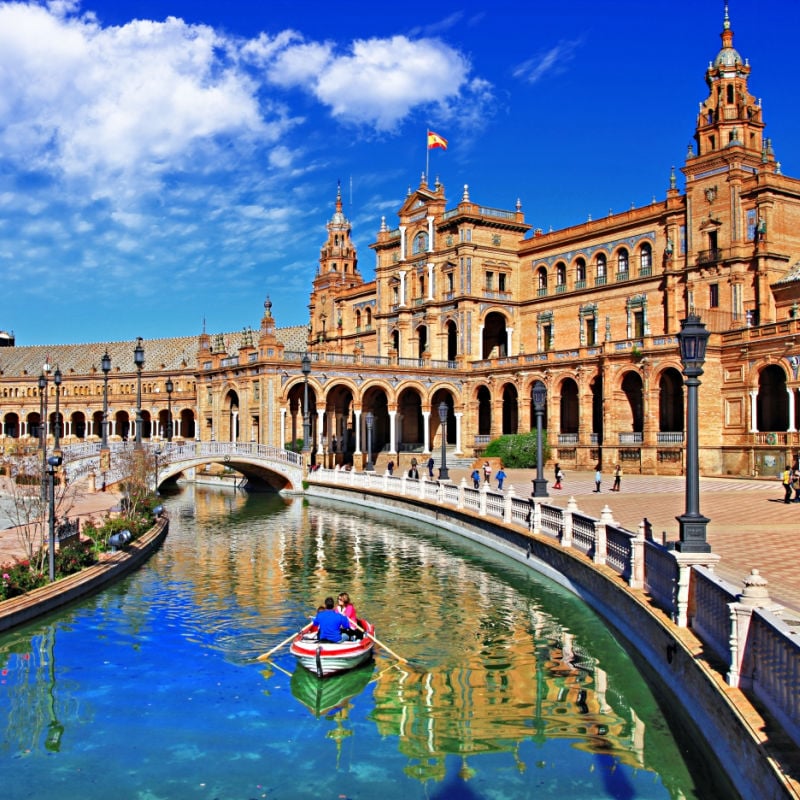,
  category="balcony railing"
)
[657,432,684,444]
[619,432,643,444]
